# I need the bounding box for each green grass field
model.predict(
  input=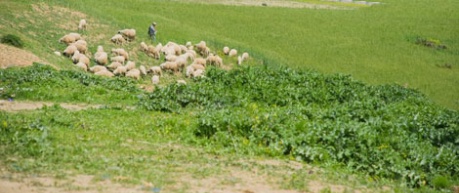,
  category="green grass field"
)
[0,0,458,192]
